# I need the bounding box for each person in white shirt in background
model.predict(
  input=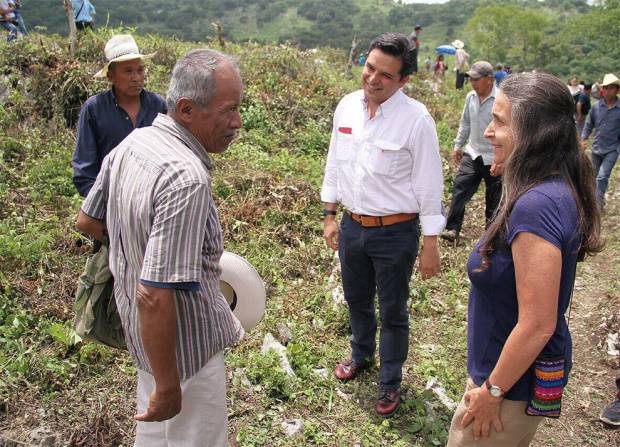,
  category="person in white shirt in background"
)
[321,32,444,418]
[453,40,469,90]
